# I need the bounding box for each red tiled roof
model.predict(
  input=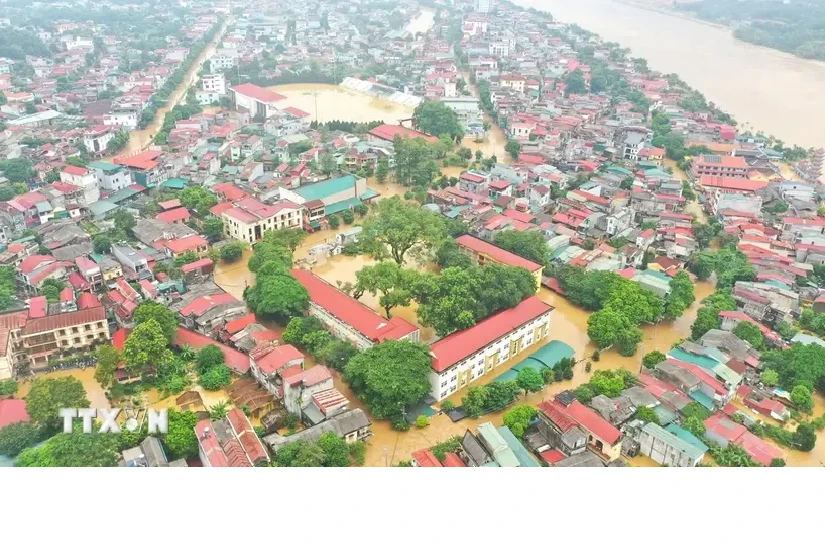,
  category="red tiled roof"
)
[368,124,437,143]
[699,176,766,192]
[430,296,552,373]
[0,399,29,429]
[230,83,286,104]
[224,313,256,335]
[173,327,250,374]
[537,399,578,432]
[114,150,161,171]
[180,258,213,273]
[19,255,55,275]
[61,165,88,176]
[560,399,621,445]
[155,206,191,223]
[540,449,567,464]
[29,296,47,318]
[411,449,443,467]
[291,269,418,343]
[0,311,27,357]
[165,234,207,254]
[194,419,230,467]
[226,407,268,465]
[696,154,748,169]
[179,293,236,317]
[283,364,332,388]
[256,344,303,375]
[456,234,542,272]
[213,183,248,202]
[442,451,466,467]
[22,306,106,336]
[735,431,784,466]
[704,413,746,443]
[158,199,182,210]
[68,272,91,291]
